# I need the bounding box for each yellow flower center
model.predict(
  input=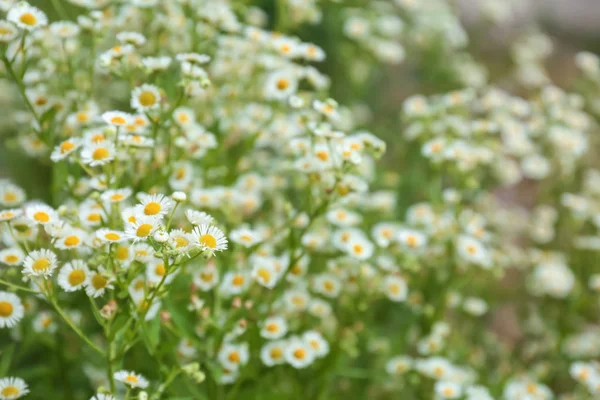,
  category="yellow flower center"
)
[316,151,329,161]
[92,133,105,143]
[228,351,240,363]
[139,91,157,107]
[266,323,279,333]
[110,194,124,201]
[270,347,283,359]
[92,148,110,160]
[32,258,50,272]
[104,232,121,241]
[19,12,37,26]
[77,112,89,123]
[111,116,126,125]
[0,301,14,317]
[1,211,15,219]
[91,274,107,289]
[1,386,19,397]
[87,213,102,222]
[293,348,306,360]
[199,234,217,249]
[34,211,50,222]
[4,255,18,263]
[323,281,335,292]
[174,236,188,248]
[60,141,76,153]
[144,202,161,215]
[389,283,400,295]
[125,375,139,384]
[68,270,86,286]
[115,246,129,261]
[4,192,17,202]
[257,268,271,283]
[155,264,166,276]
[232,275,244,286]
[63,235,80,247]
[0,27,13,35]
[276,78,289,90]
[136,224,152,237]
